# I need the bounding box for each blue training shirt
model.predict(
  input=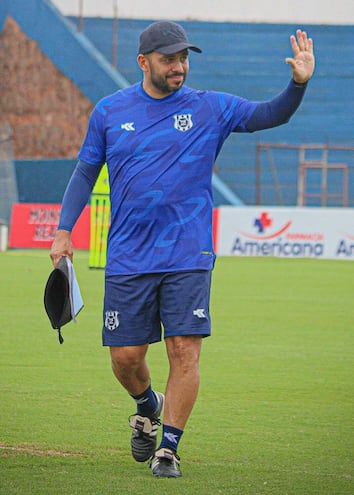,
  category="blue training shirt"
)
[78,82,258,275]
